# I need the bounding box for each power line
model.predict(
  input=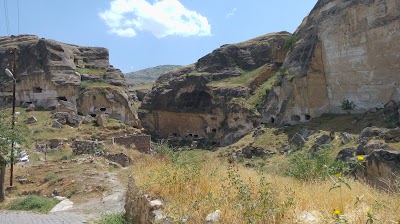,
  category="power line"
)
[3,0,10,35]
[17,0,19,35]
